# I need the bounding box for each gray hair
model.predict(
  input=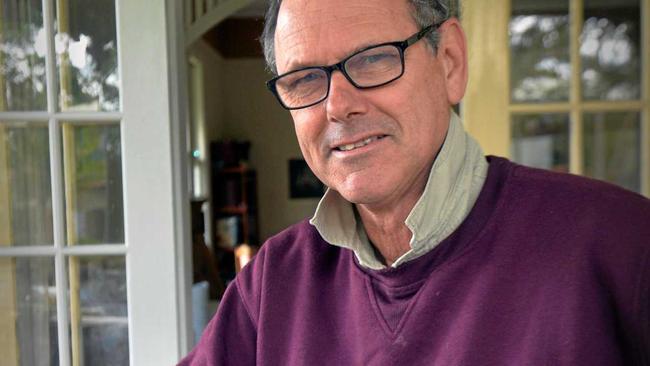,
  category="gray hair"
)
[260,0,457,74]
